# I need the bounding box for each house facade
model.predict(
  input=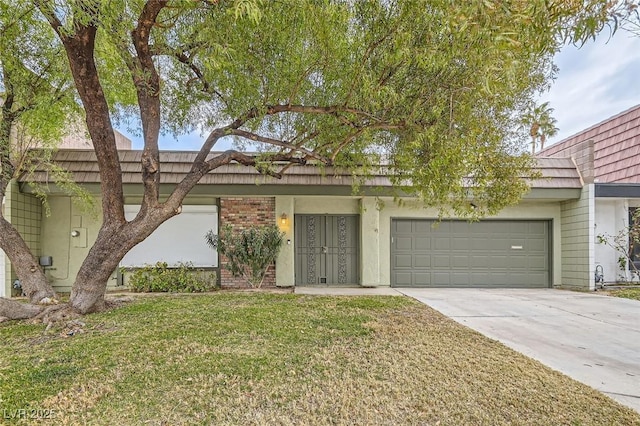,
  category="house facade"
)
[539,104,640,284]
[3,149,589,296]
